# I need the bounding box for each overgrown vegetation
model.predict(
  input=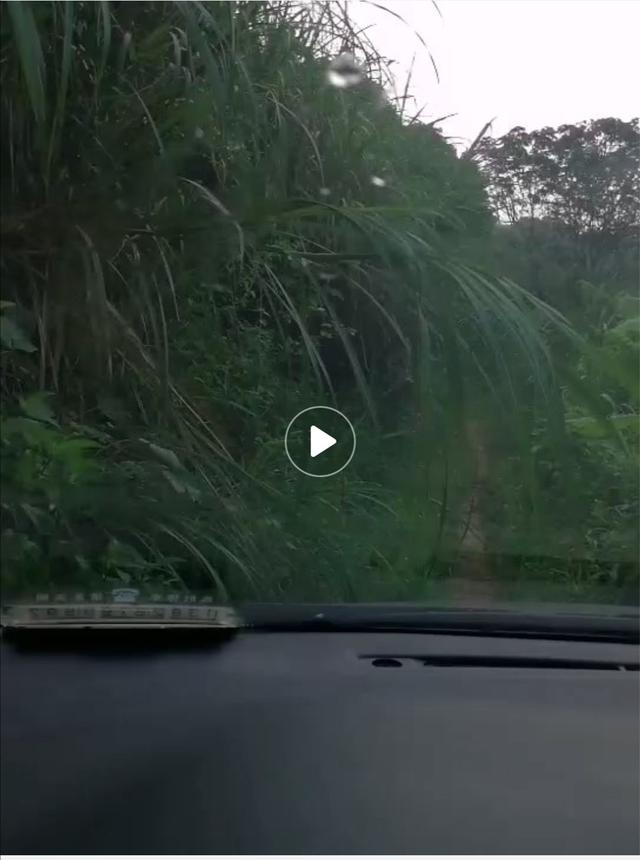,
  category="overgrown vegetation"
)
[1,1,637,604]
[475,121,639,599]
